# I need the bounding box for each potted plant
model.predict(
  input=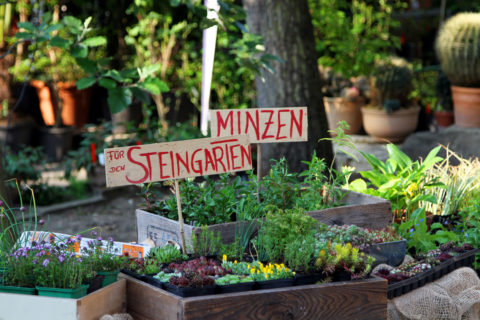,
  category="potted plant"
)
[433,70,454,128]
[310,0,404,134]
[435,13,480,127]
[361,57,419,142]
